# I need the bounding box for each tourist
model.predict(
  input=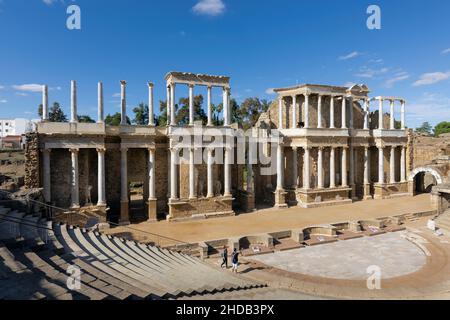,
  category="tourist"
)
[220,246,228,269]
[231,248,241,273]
